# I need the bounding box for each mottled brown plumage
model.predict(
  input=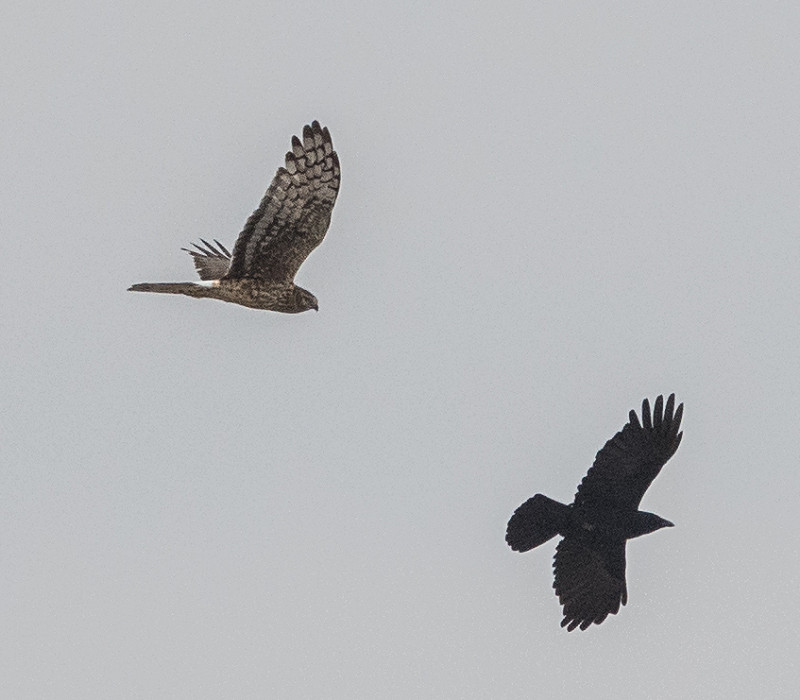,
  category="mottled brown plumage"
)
[129,121,340,313]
